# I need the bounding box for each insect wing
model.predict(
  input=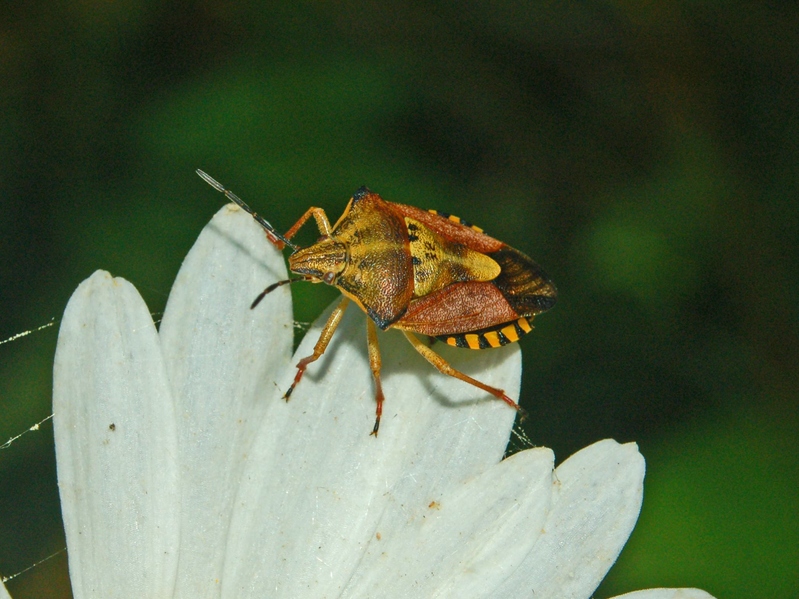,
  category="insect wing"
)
[390,202,556,347]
